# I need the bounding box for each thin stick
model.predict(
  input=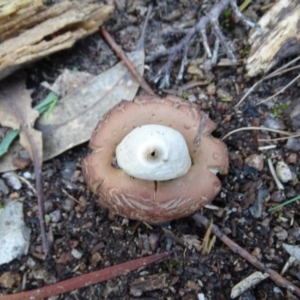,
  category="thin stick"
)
[100,6,156,97]
[1,251,172,300]
[267,158,284,190]
[222,126,295,141]
[257,73,300,105]
[258,132,300,142]
[235,55,300,108]
[193,212,300,297]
